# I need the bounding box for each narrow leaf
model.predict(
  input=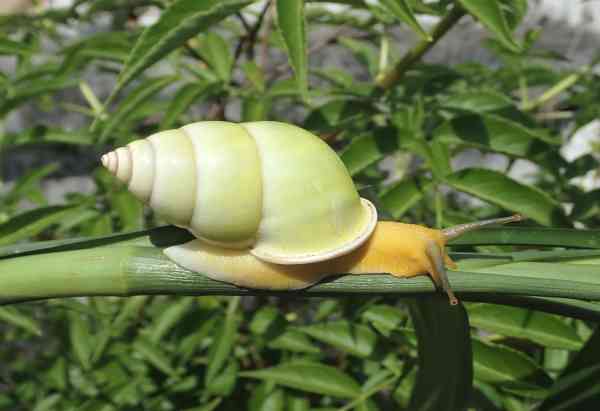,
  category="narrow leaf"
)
[379,0,430,40]
[276,0,308,95]
[450,227,600,248]
[409,296,472,411]
[0,307,42,336]
[467,304,582,350]
[0,77,78,116]
[473,338,552,388]
[297,320,377,358]
[434,113,559,157]
[445,168,567,226]
[160,82,216,129]
[0,205,81,246]
[196,32,233,82]
[457,0,521,52]
[205,297,239,382]
[268,329,320,353]
[0,38,35,55]
[99,76,176,142]
[340,127,398,175]
[109,0,252,100]
[69,312,93,370]
[380,177,433,218]
[441,91,513,113]
[134,337,177,376]
[240,361,360,398]
[149,297,195,343]
[539,327,600,411]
